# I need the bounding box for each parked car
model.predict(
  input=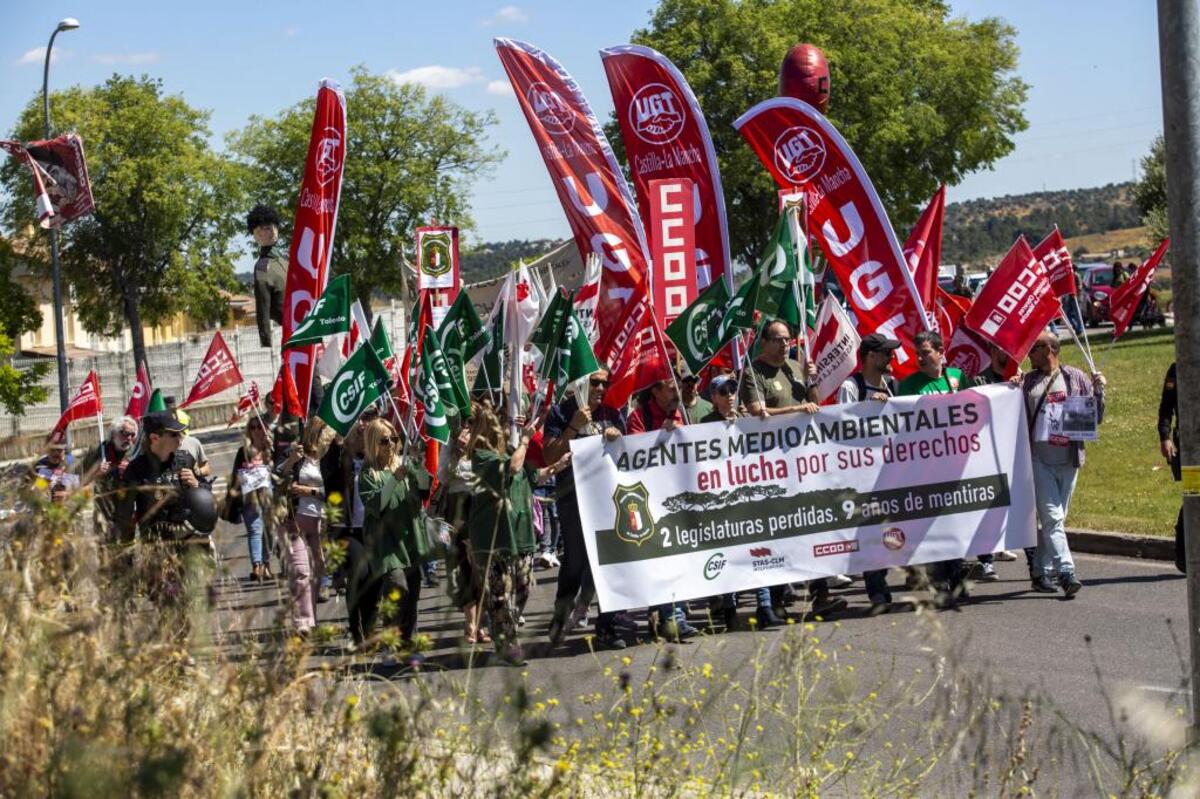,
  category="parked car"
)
[1078,263,1115,326]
